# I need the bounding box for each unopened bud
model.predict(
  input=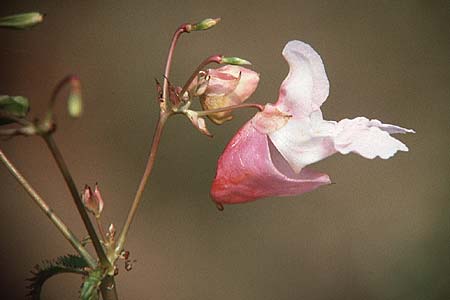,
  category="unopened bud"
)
[220,57,252,66]
[0,12,44,29]
[67,77,82,118]
[187,18,221,32]
[81,184,104,217]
